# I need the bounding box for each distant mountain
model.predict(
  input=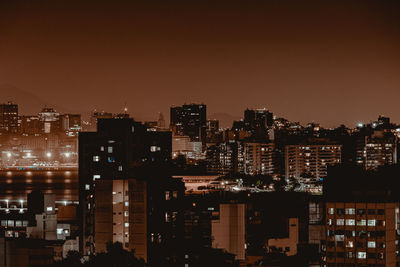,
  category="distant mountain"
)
[0,84,80,115]
[209,112,241,129]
